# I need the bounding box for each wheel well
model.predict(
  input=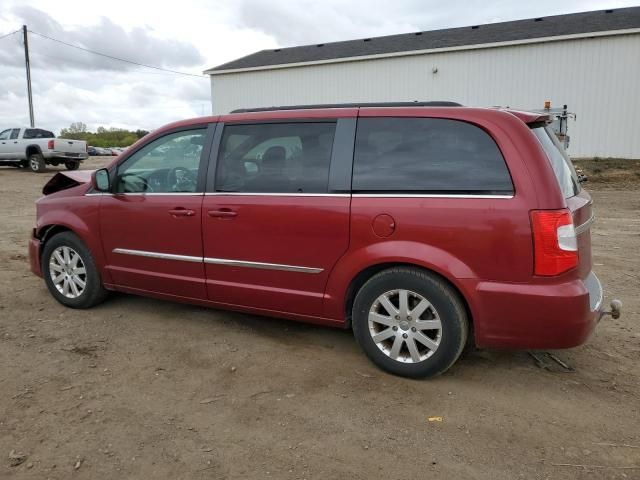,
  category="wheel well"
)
[344,263,474,337]
[38,225,72,259]
[26,145,42,157]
